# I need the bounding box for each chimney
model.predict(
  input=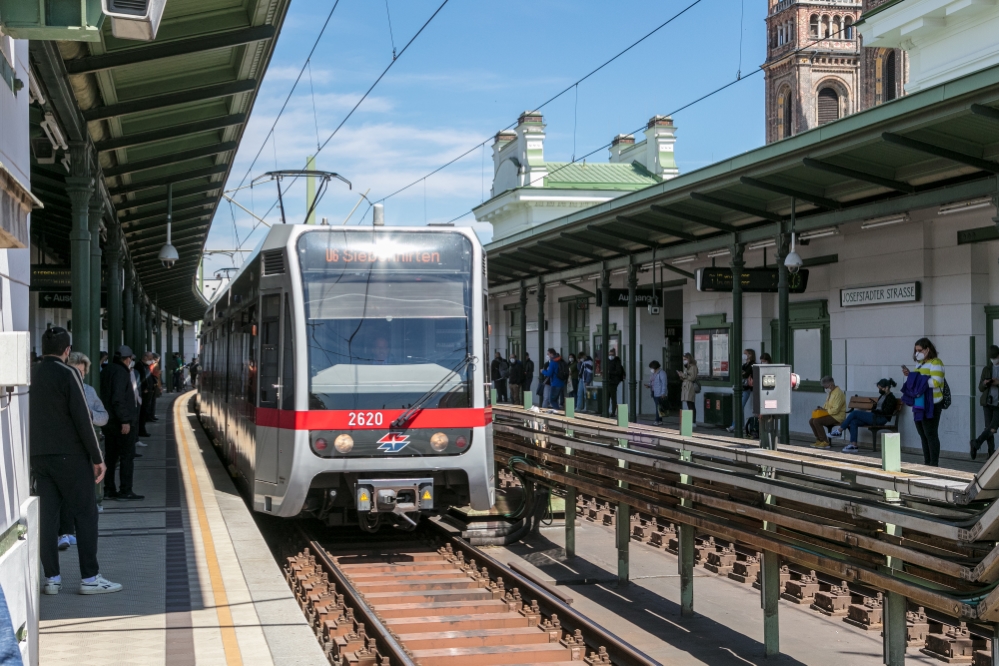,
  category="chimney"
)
[644,115,678,180]
[608,133,635,163]
[514,111,546,188]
